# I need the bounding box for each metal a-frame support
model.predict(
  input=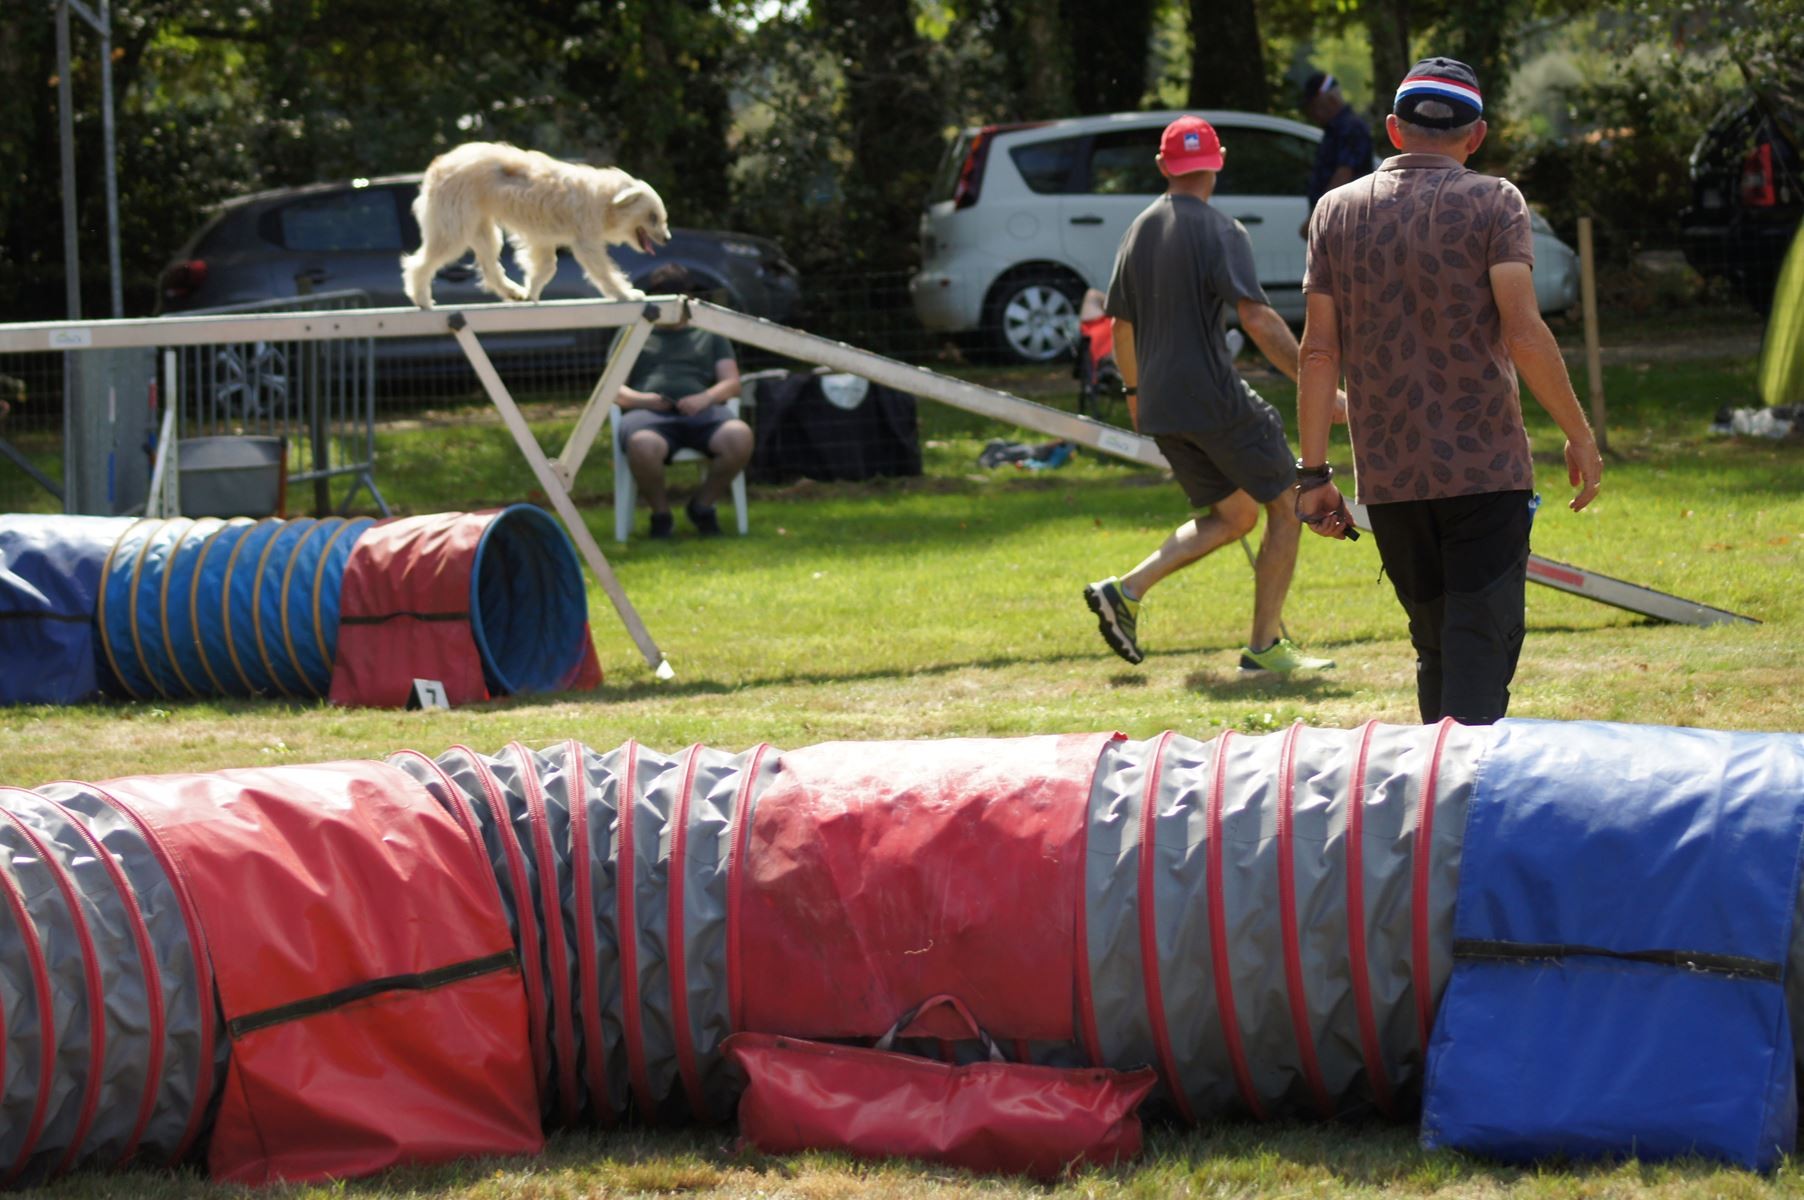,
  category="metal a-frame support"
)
[445,307,673,678]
